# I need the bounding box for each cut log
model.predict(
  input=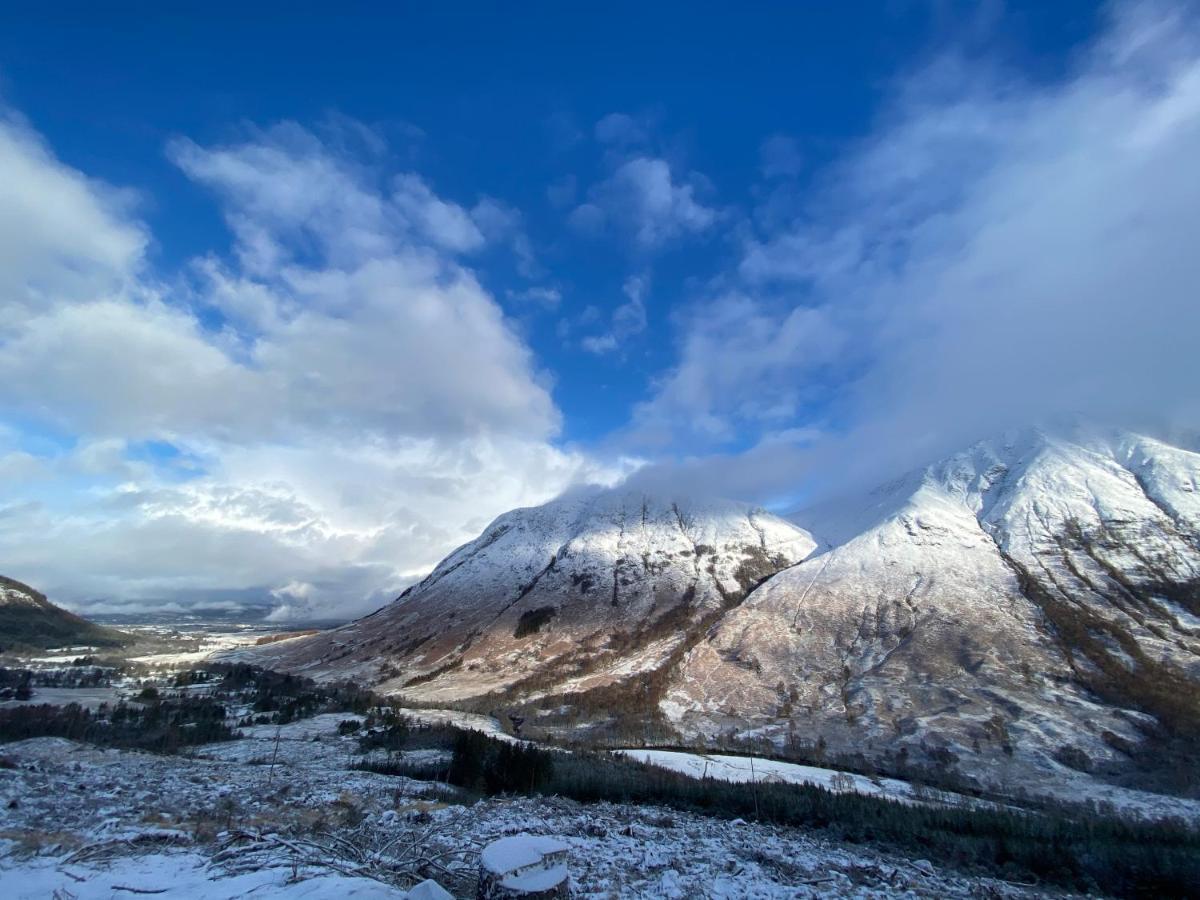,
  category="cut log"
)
[477,834,569,899]
[408,879,454,900]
